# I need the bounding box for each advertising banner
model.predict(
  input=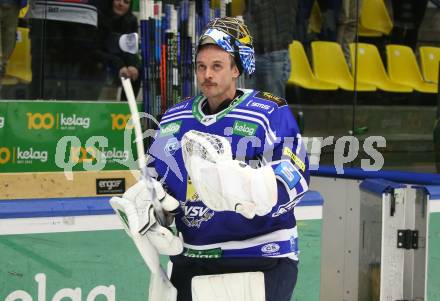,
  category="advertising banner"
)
[0,101,144,173]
